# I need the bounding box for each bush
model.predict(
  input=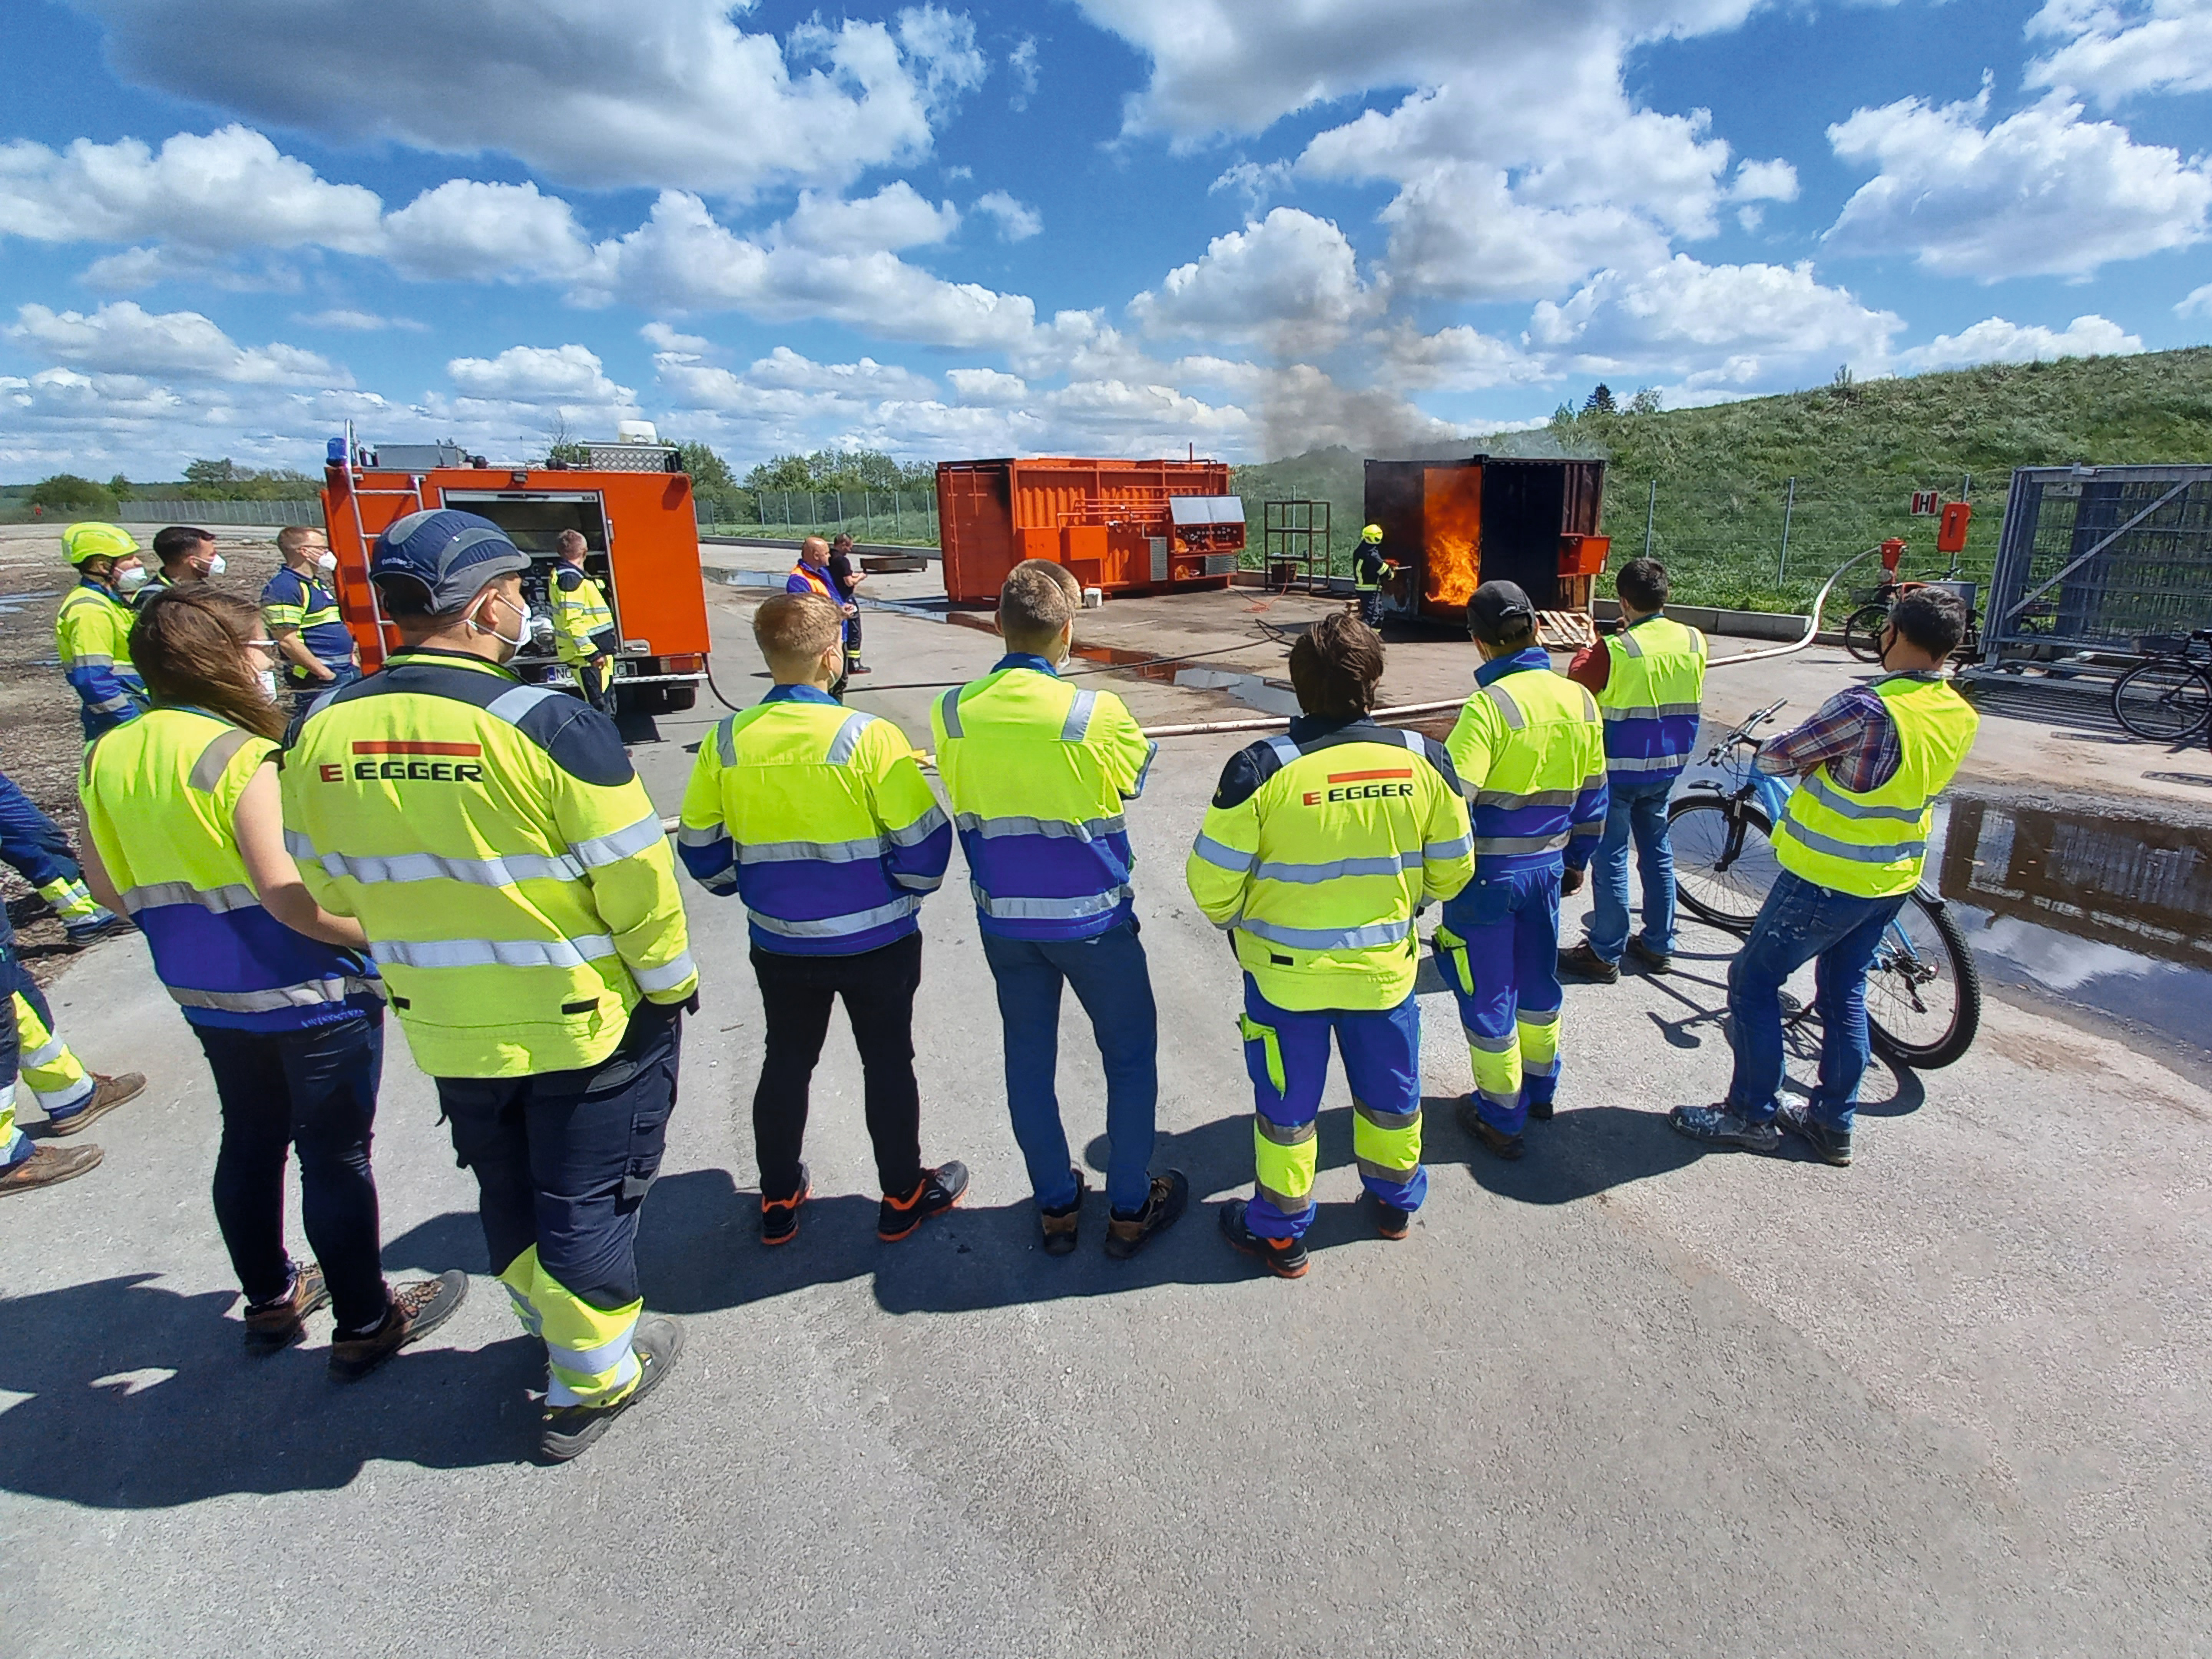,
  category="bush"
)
[28,474,118,514]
